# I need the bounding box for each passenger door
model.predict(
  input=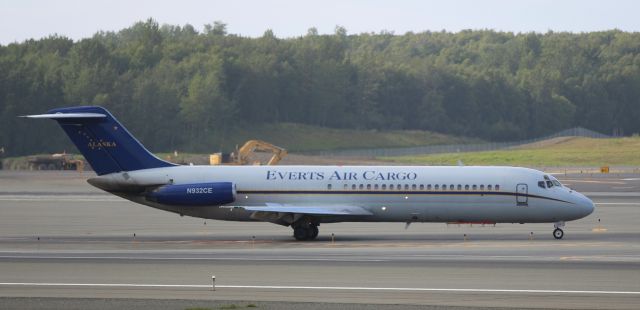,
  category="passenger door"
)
[516,183,528,206]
